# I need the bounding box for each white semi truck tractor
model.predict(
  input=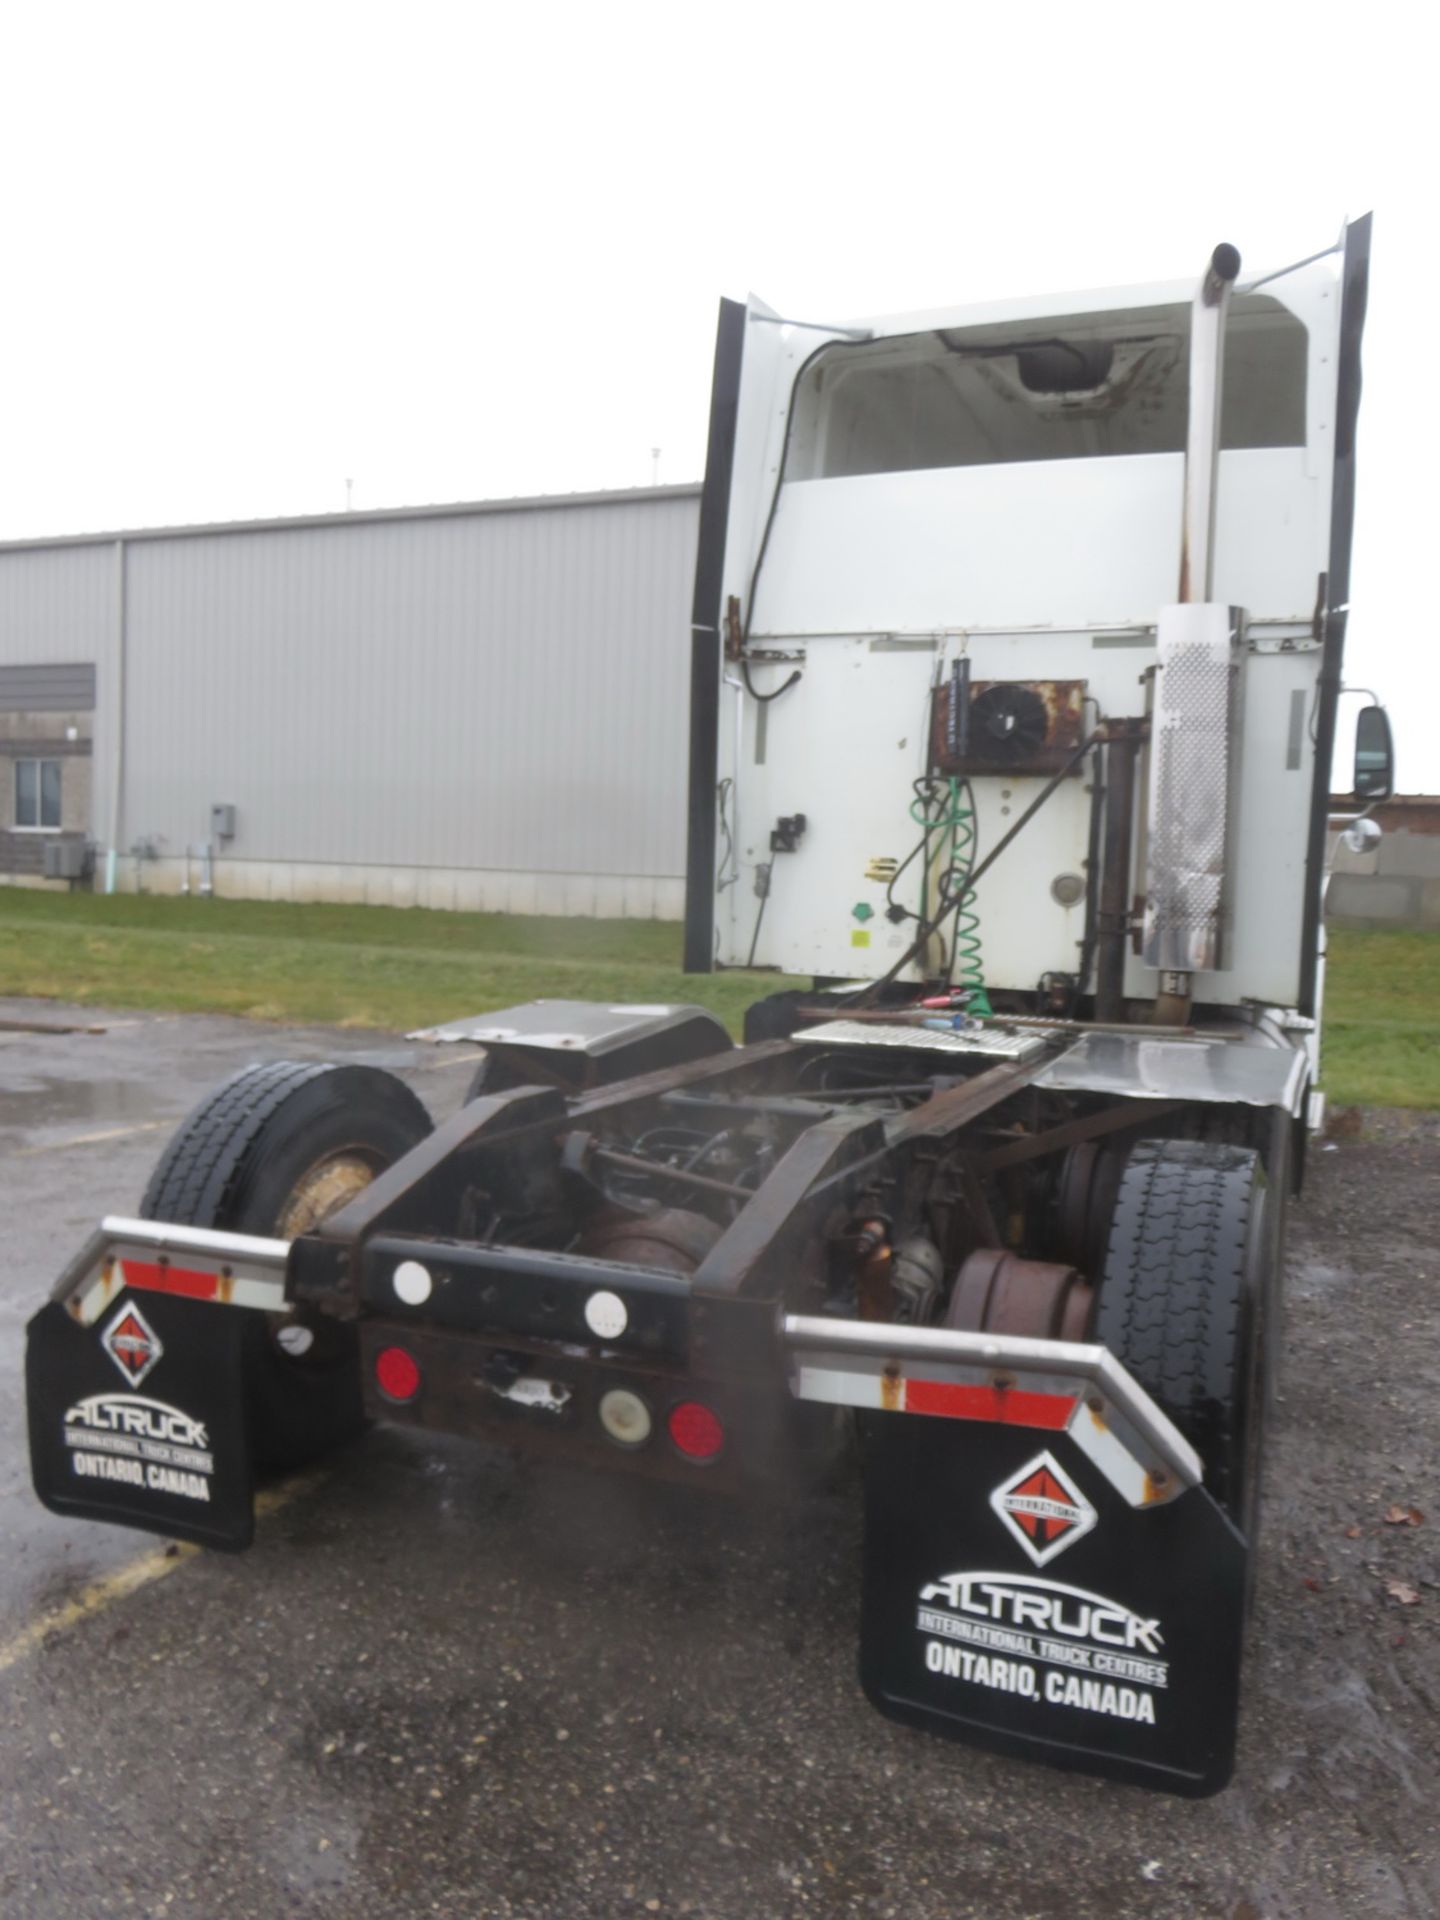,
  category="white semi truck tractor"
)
[28,219,1387,1796]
